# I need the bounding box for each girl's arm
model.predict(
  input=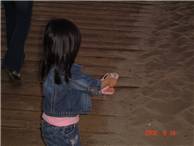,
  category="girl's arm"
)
[77,72,118,96]
[71,65,118,96]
